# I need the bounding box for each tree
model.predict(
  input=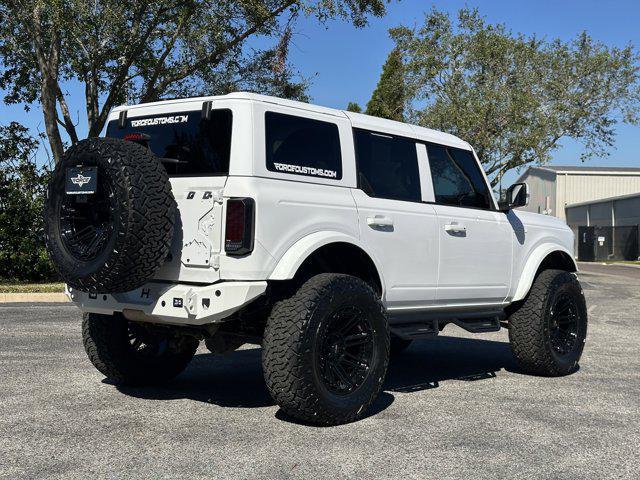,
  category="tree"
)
[346,101,362,112]
[0,122,56,281]
[391,8,640,185]
[0,0,388,163]
[365,47,405,121]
